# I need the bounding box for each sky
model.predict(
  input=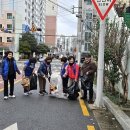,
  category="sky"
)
[57,0,78,35]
